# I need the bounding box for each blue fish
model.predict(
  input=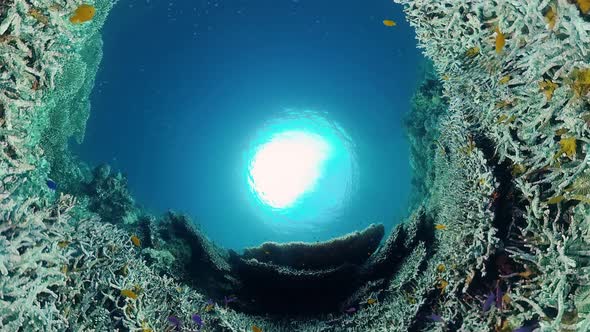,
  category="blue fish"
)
[345,307,356,314]
[514,321,539,332]
[224,295,237,306]
[482,292,495,312]
[495,287,504,309]
[167,316,181,330]
[428,313,444,322]
[192,314,203,329]
[46,178,57,191]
